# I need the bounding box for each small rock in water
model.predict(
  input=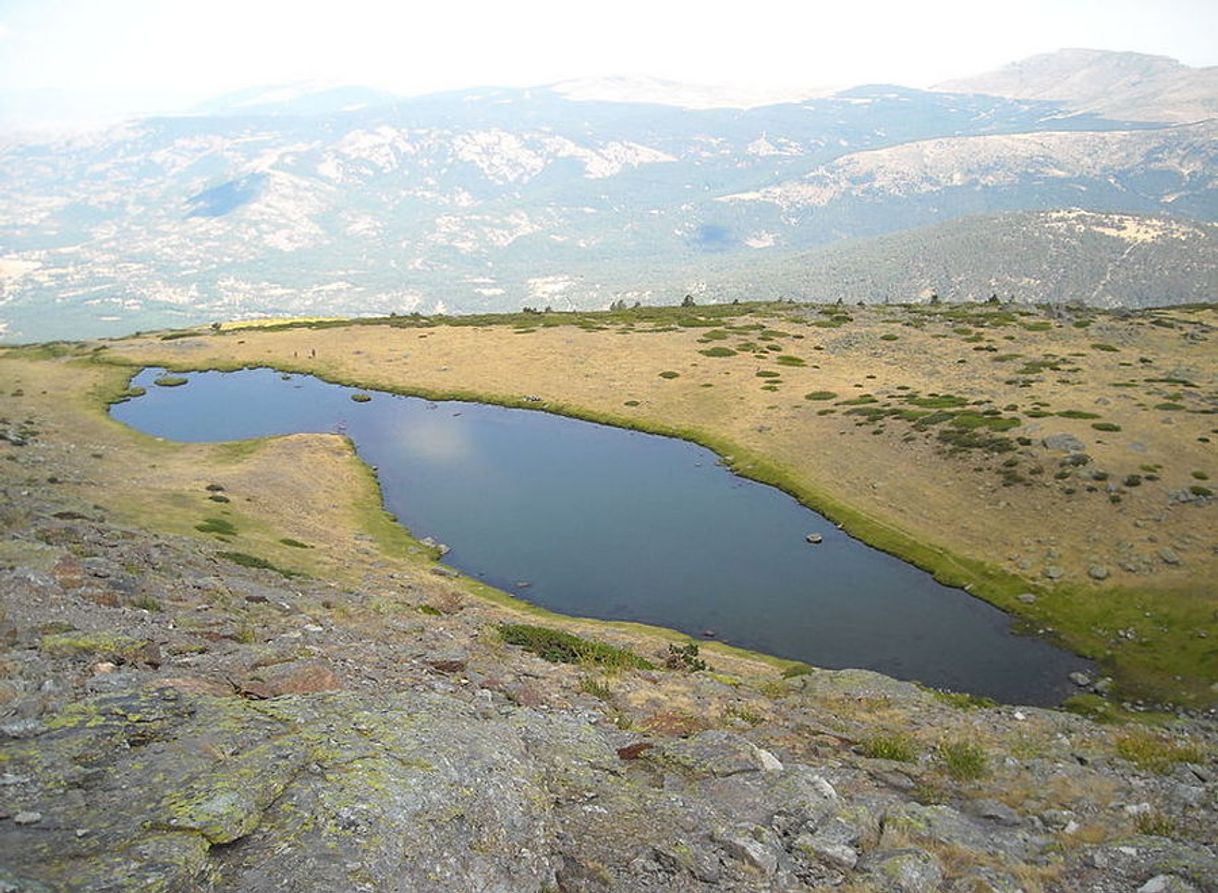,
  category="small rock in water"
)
[805,533,823,544]
[1069,671,1093,688]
